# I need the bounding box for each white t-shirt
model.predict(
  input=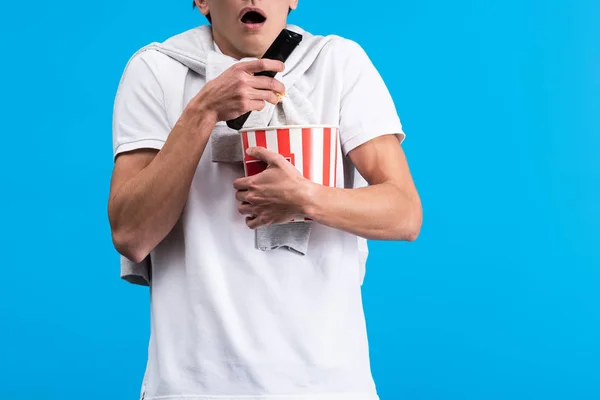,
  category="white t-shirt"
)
[113,28,404,400]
